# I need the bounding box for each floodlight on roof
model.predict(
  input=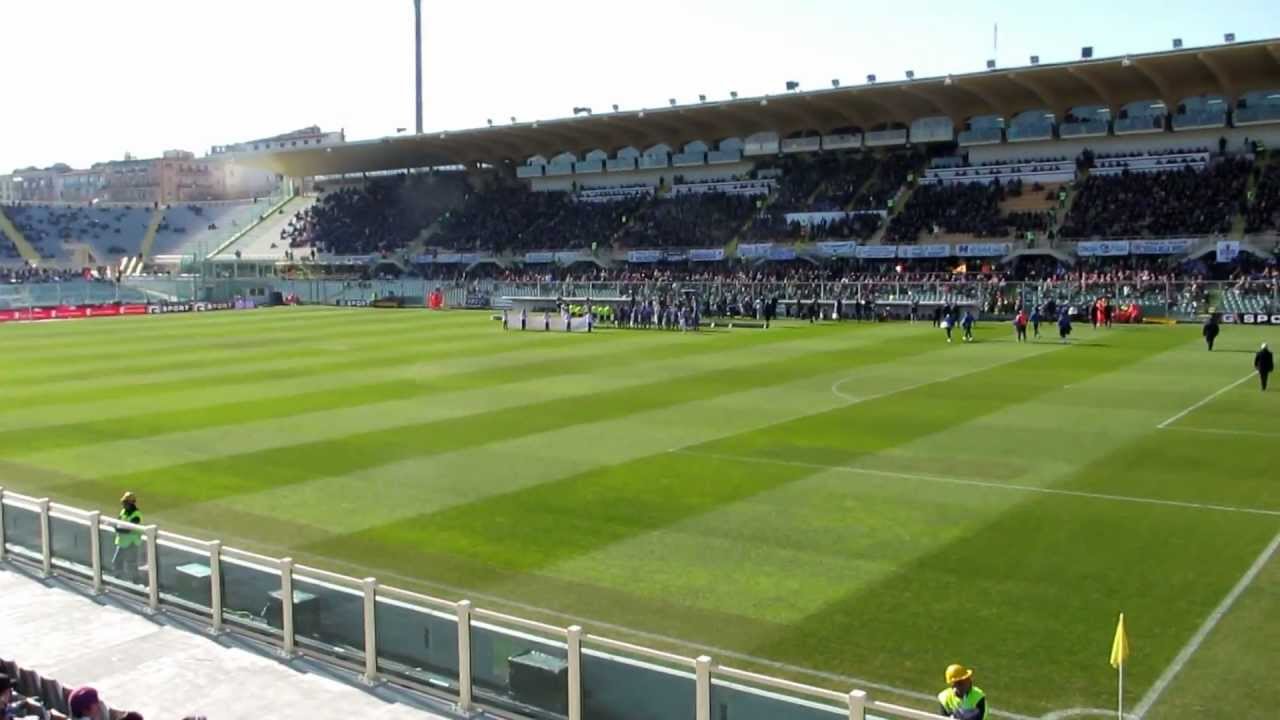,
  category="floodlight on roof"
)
[1224,33,1235,42]
[669,98,677,106]
[1172,38,1183,49]
[945,74,953,85]
[612,104,619,112]
[905,70,915,80]
[510,116,517,124]
[785,81,800,92]
[699,94,707,103]
[760,98,769,107]
[1122,55,1132,67]
[986,59,996,70]
[486,119,493,127]
[1030,55,1040,65]
[866,74,876,84]
[730,91,738,99]
[1081,46,1094,59]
